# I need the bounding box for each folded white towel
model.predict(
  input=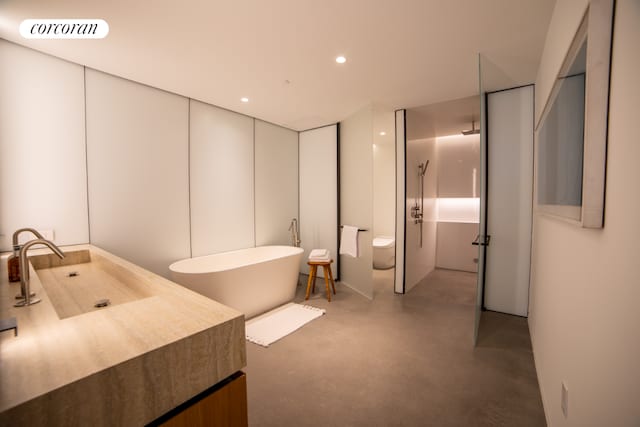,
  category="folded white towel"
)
[309,249,329,259]
[309,256,331,262]
[339,225,359,258]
